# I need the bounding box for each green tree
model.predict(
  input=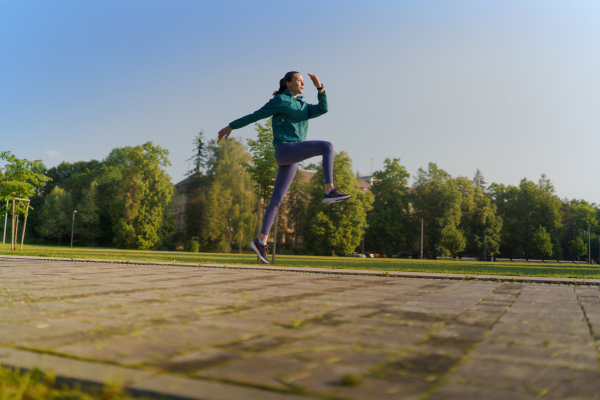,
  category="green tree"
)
[569,234,587,261]
[201,138,256,252]
[281,171,310,248]
[44,160,102,203]
[0,151,51,217]
[456,176,502,258]
[185,186,207,242]
[473,168,487,189]
[202,180,232,252]
[187,130,209,181]
[242,119,278,206]
[36,186,73,245]
[489,174,562,259]
[303,152,374,255]
[560,199,598,260]
[411,163,462,257]
[439,224,466,258]
[531,225,553,260]
[571,200,599,234]
[107,142,175,249]
[75,181,101,246]
[184,130,210,242]
[365,158,413,255]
